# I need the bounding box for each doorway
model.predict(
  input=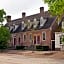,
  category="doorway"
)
[33,35,40,45]
[52,41,55,50]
